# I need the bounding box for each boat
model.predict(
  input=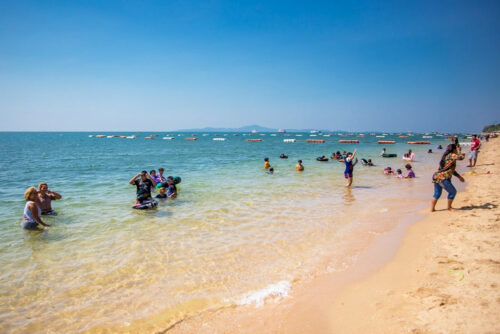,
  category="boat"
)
[307,139,325,143]
[407,141,431,145]
[338,140,359,143]
[422,136,433,139]
[213,138,226,141]
[96,135,105,138]
[283,139,296,143]
[382,153,397,158]
[246,139,262,142]
[125,135,136,139]
[378,140,396,144]
[185,137,198,141]
[278,129,286,133]
[162,137,175,140]
[251,129,258,134]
